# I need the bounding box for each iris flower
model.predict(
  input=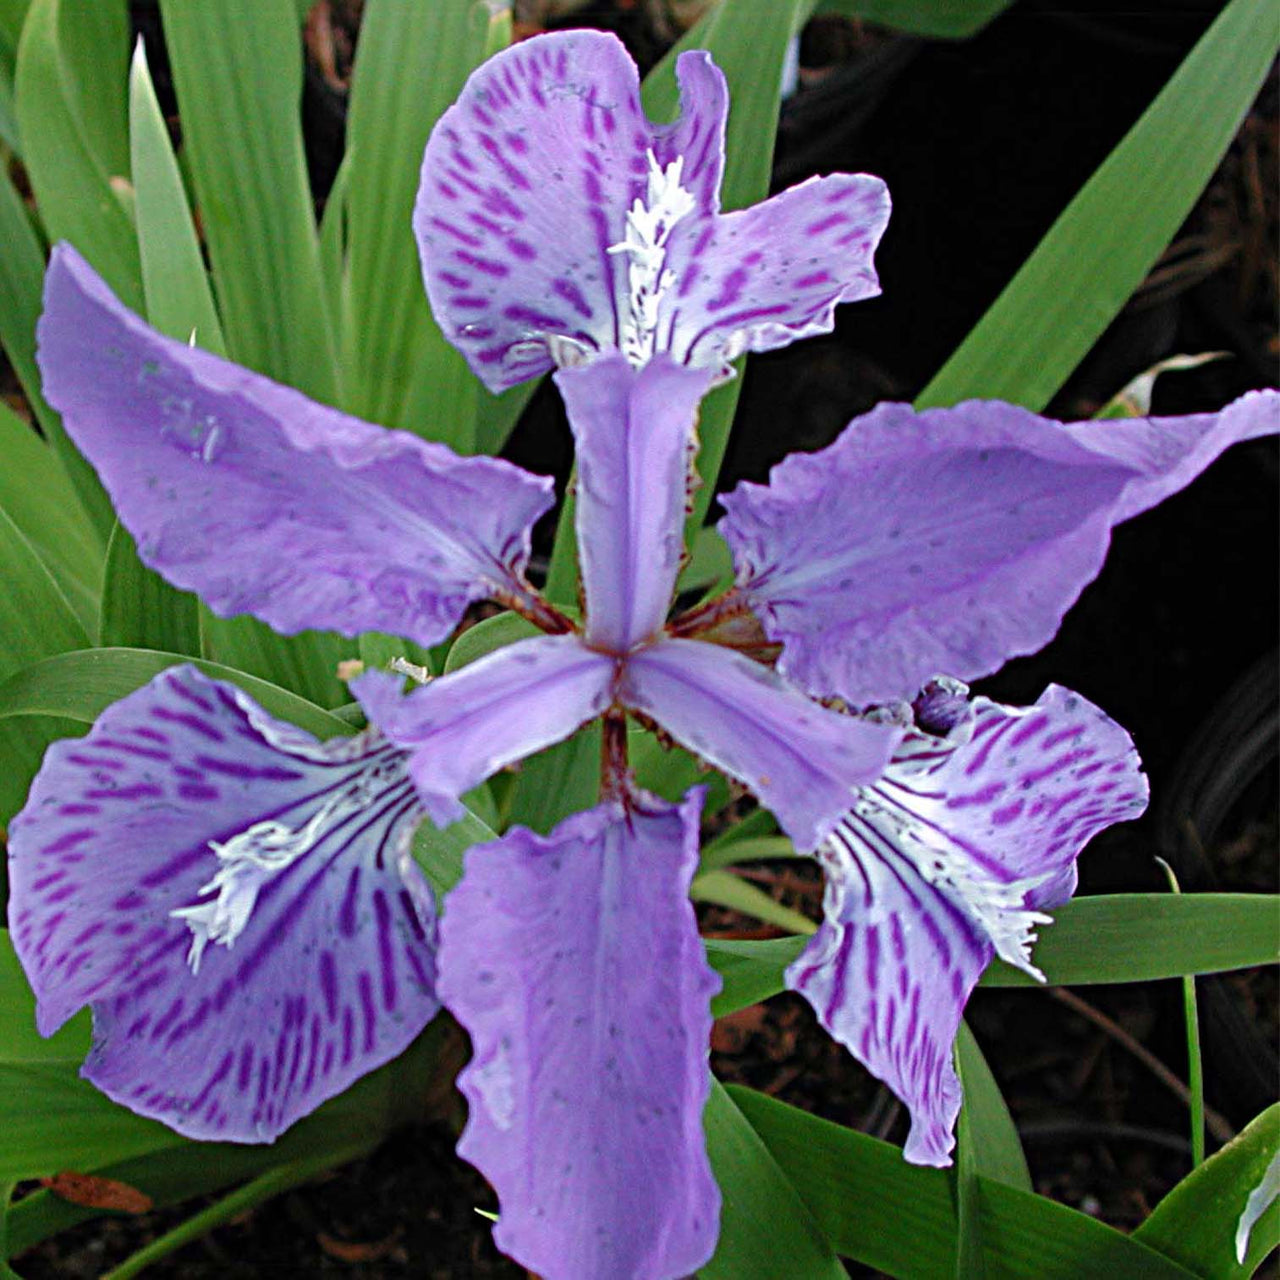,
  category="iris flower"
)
[9,28,1278,1280]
